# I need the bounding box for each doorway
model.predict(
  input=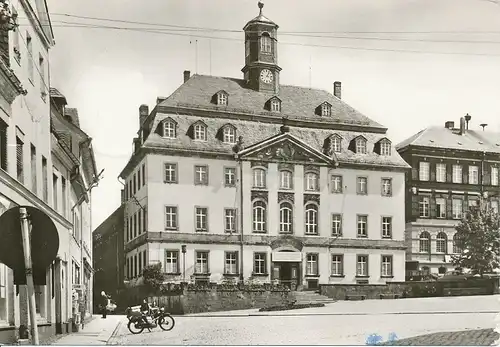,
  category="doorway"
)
[272,262,300,290]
